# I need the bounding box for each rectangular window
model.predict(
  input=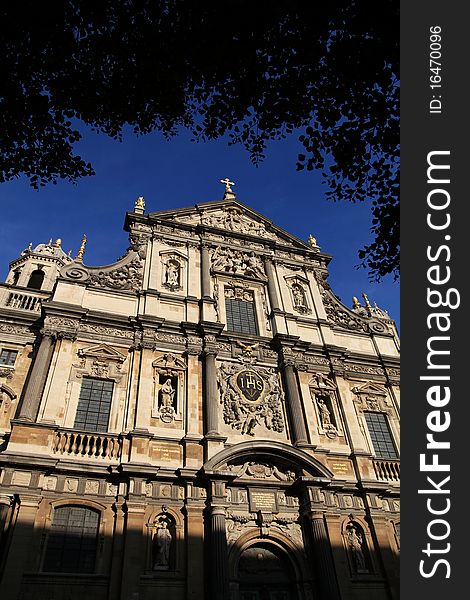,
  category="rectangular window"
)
[225,298,259,335]
[74,378,114,432]
[364,412,398,459]
[0,349,18,367]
